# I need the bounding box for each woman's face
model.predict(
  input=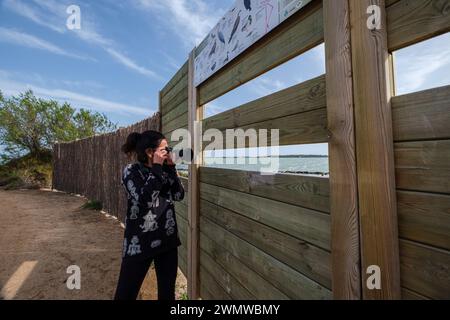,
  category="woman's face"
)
[146,139,168,160]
